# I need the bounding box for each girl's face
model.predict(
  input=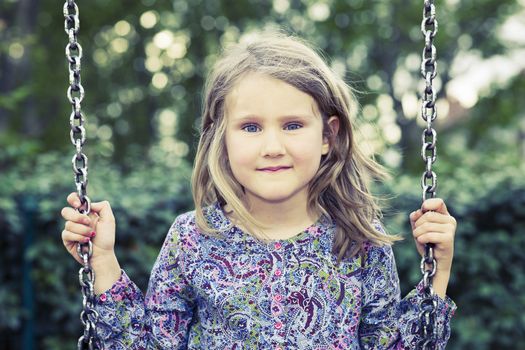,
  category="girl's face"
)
[224,72,339,209]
